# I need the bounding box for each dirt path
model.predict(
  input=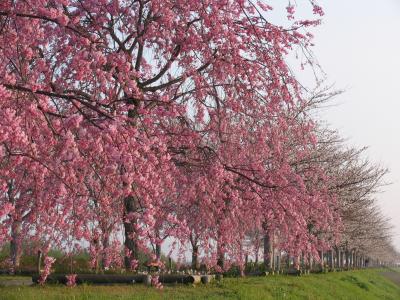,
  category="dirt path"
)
[381,271,400,286]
